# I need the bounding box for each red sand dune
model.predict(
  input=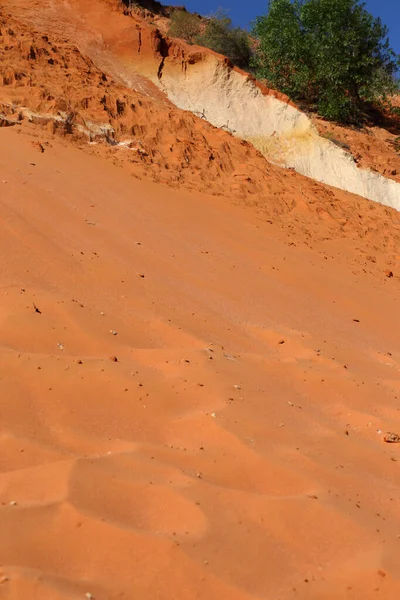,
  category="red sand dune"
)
[1,2,400,599]
[1,118,400,600]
